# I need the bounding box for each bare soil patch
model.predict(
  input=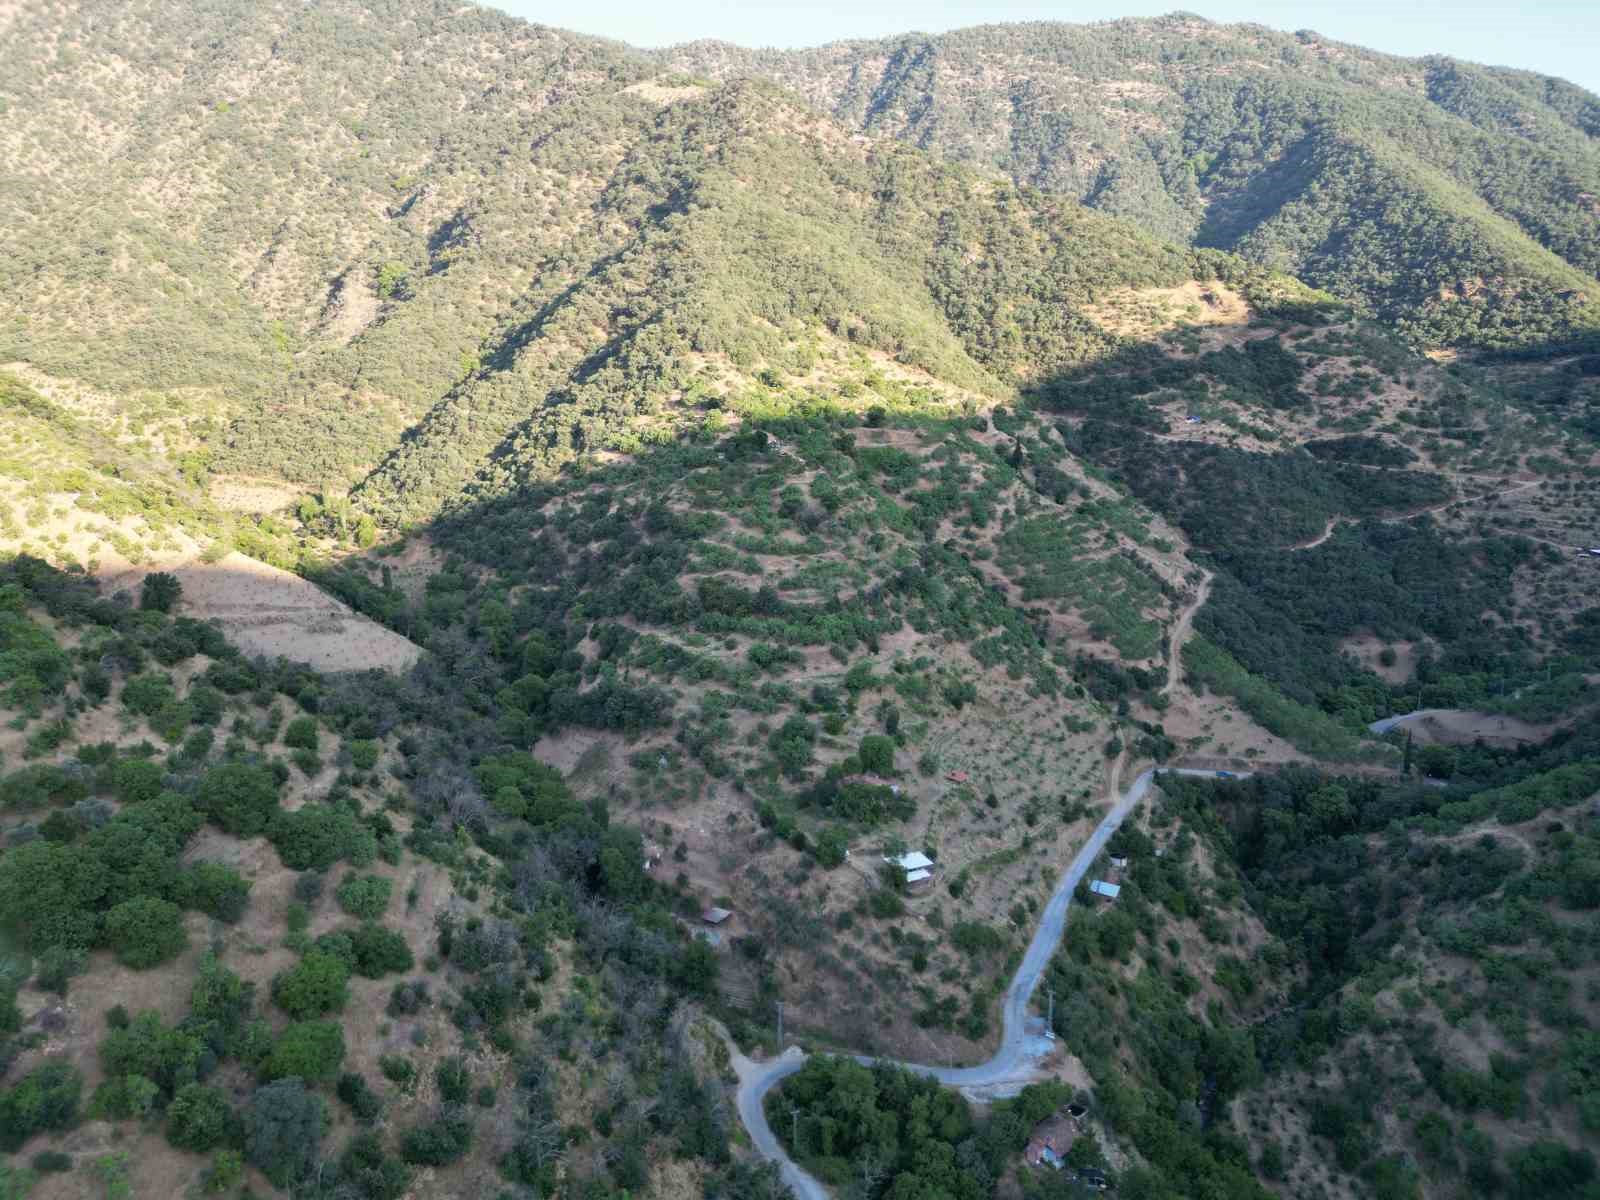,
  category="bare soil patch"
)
[100,551,423,672]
